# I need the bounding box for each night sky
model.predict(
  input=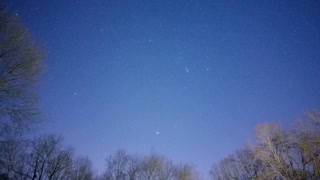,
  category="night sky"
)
[8,0,320,177]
